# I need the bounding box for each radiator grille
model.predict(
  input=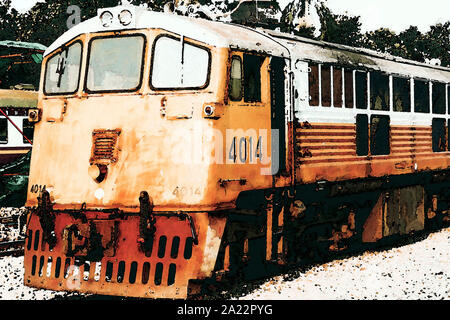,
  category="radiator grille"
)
[90,129,121,165]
